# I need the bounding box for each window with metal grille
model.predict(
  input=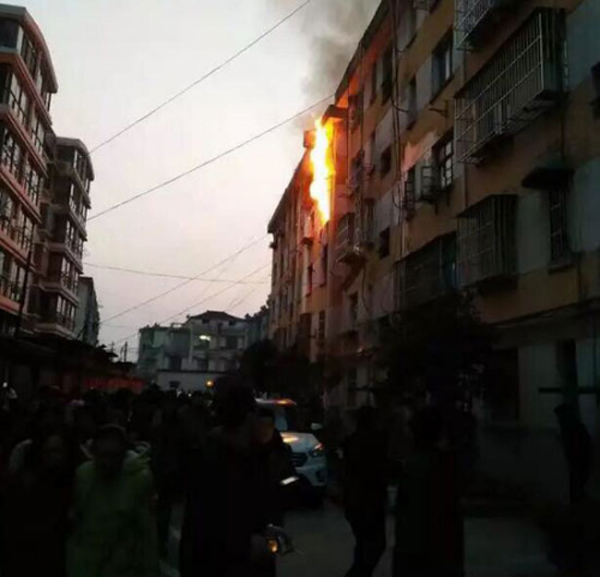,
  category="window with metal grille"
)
[0,186,13,233]
[457,195,516,287]
[548,188,569,263]
[434,135,454,191]
[403,168,416,219]
[395,234,456,310]
[433,34,453,96]
[455,9,565,164]
[1,127,23,180]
